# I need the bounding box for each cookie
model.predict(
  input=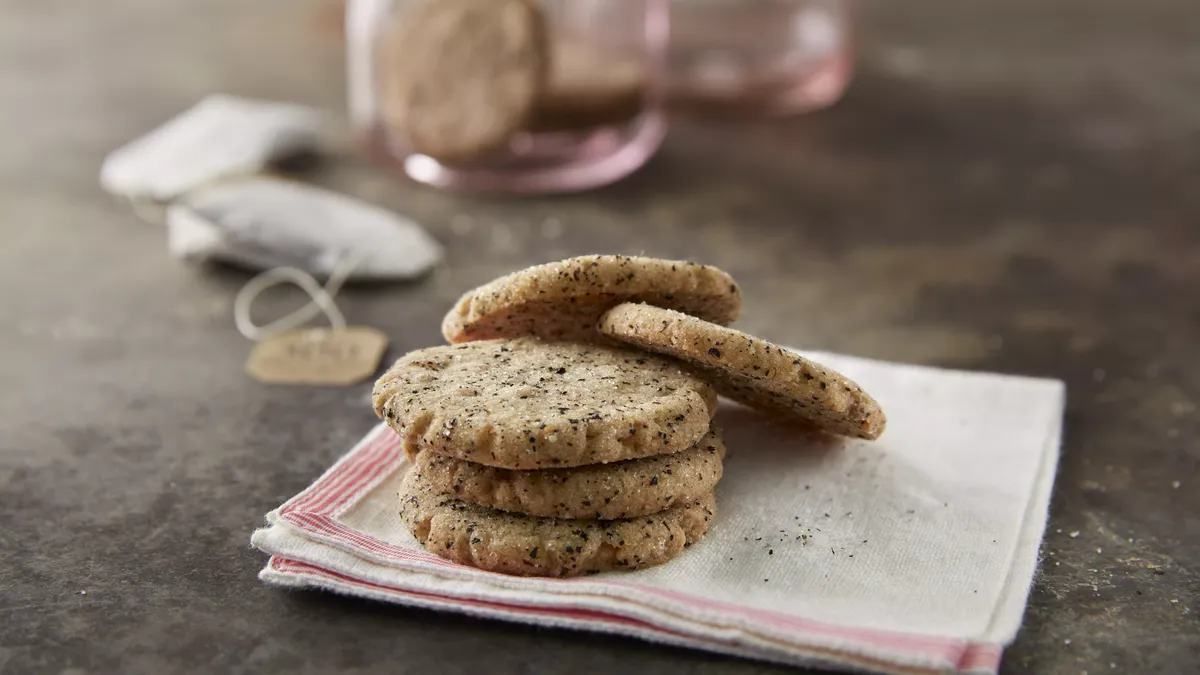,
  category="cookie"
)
[526,42,648,133]
[598,303,887,440]
[414,428,726,519]
[399,467,716,577]
[379,0,547,161]
[372,338,718,469]
[441,255,742,343]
